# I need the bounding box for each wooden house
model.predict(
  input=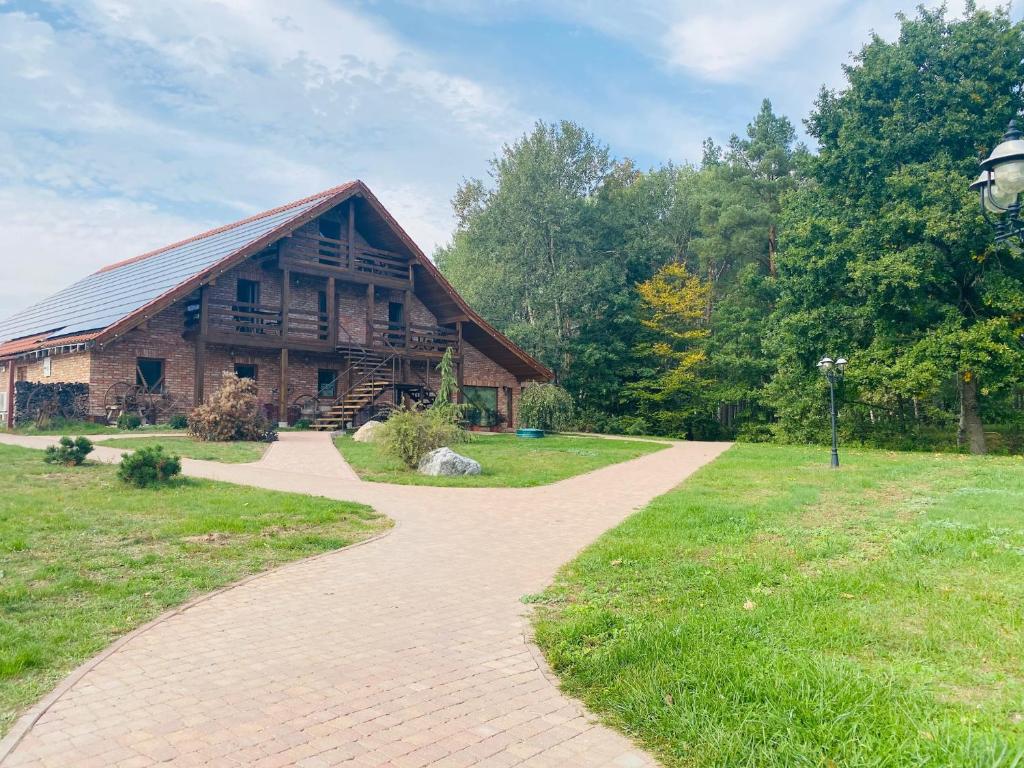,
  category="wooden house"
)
[0,182,551,430]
